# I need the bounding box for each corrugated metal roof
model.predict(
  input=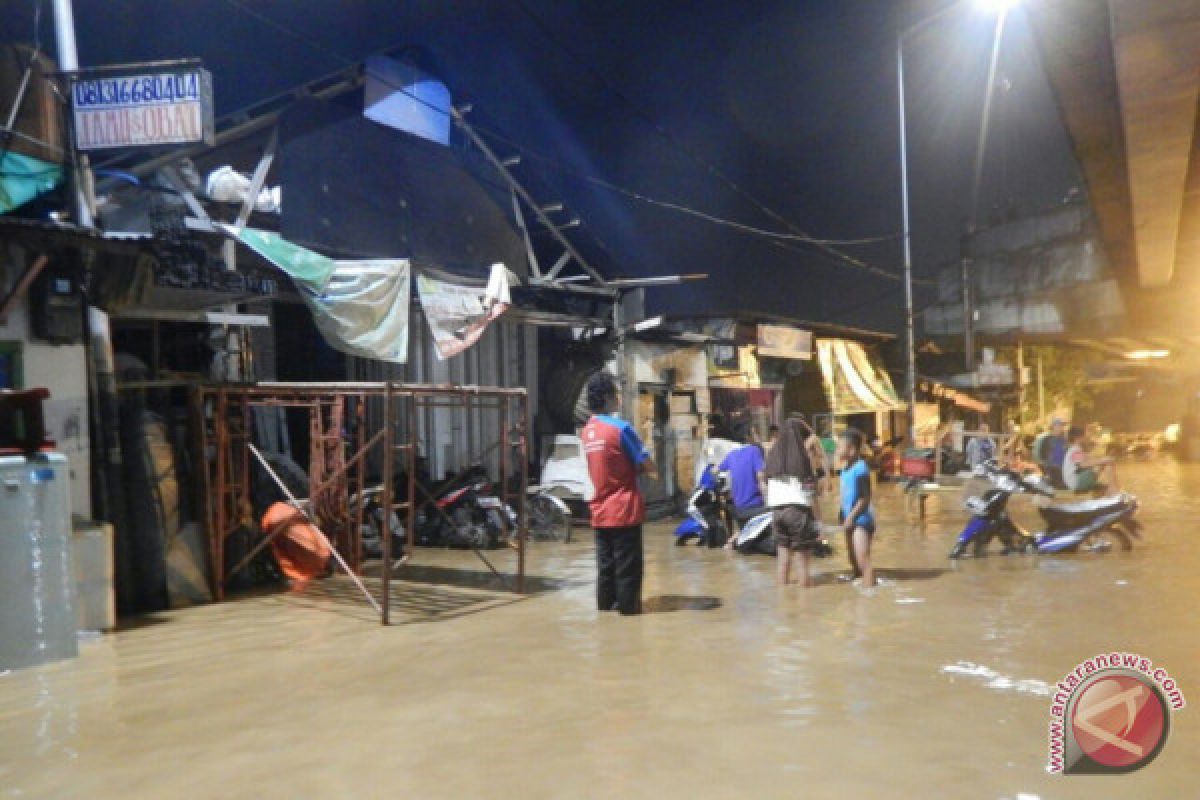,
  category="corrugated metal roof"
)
[0,216,153,253]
